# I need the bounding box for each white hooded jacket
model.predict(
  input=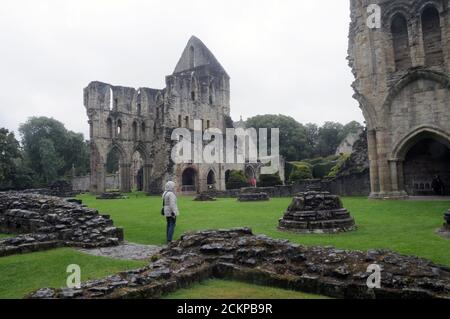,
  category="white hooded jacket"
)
[162,181,179,217]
